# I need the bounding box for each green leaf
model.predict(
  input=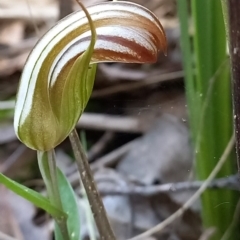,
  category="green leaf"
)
[55,168,80,240]
[177,0,239,239]
[0,173,66,220]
